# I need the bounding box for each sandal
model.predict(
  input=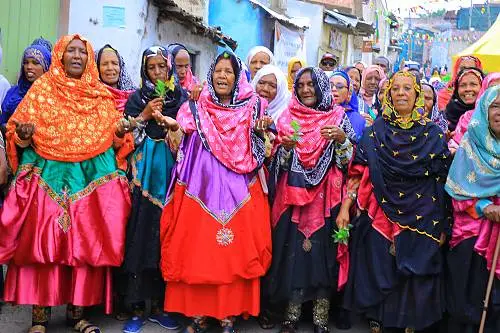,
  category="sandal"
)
[257,310,275,329]
[74,319,101,333]
[183,320,210,333]
[28,325,46,333]
[369,320,382,333]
